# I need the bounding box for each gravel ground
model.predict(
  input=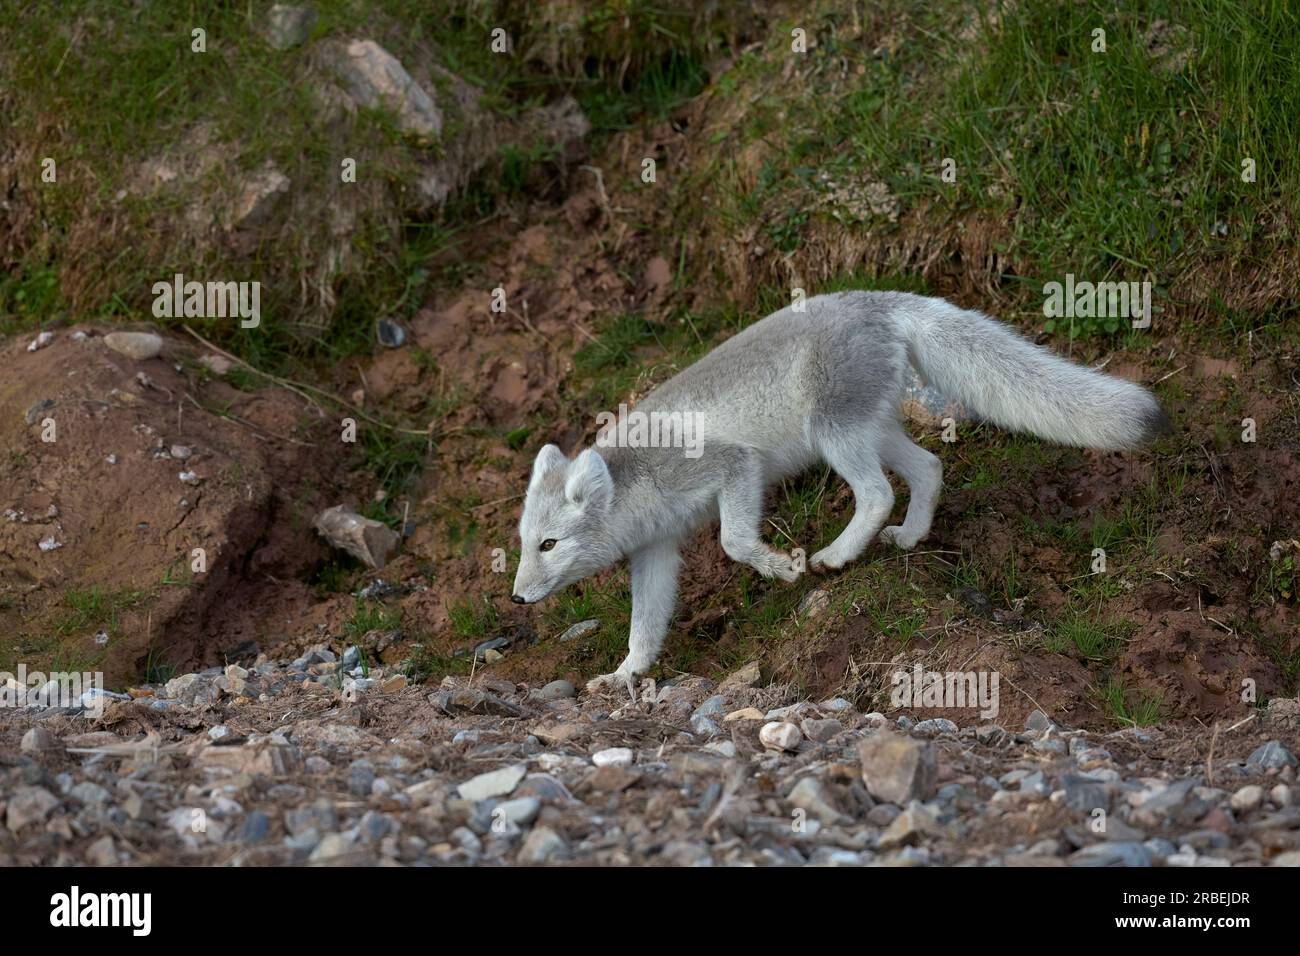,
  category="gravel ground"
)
[2,648,1299,867]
